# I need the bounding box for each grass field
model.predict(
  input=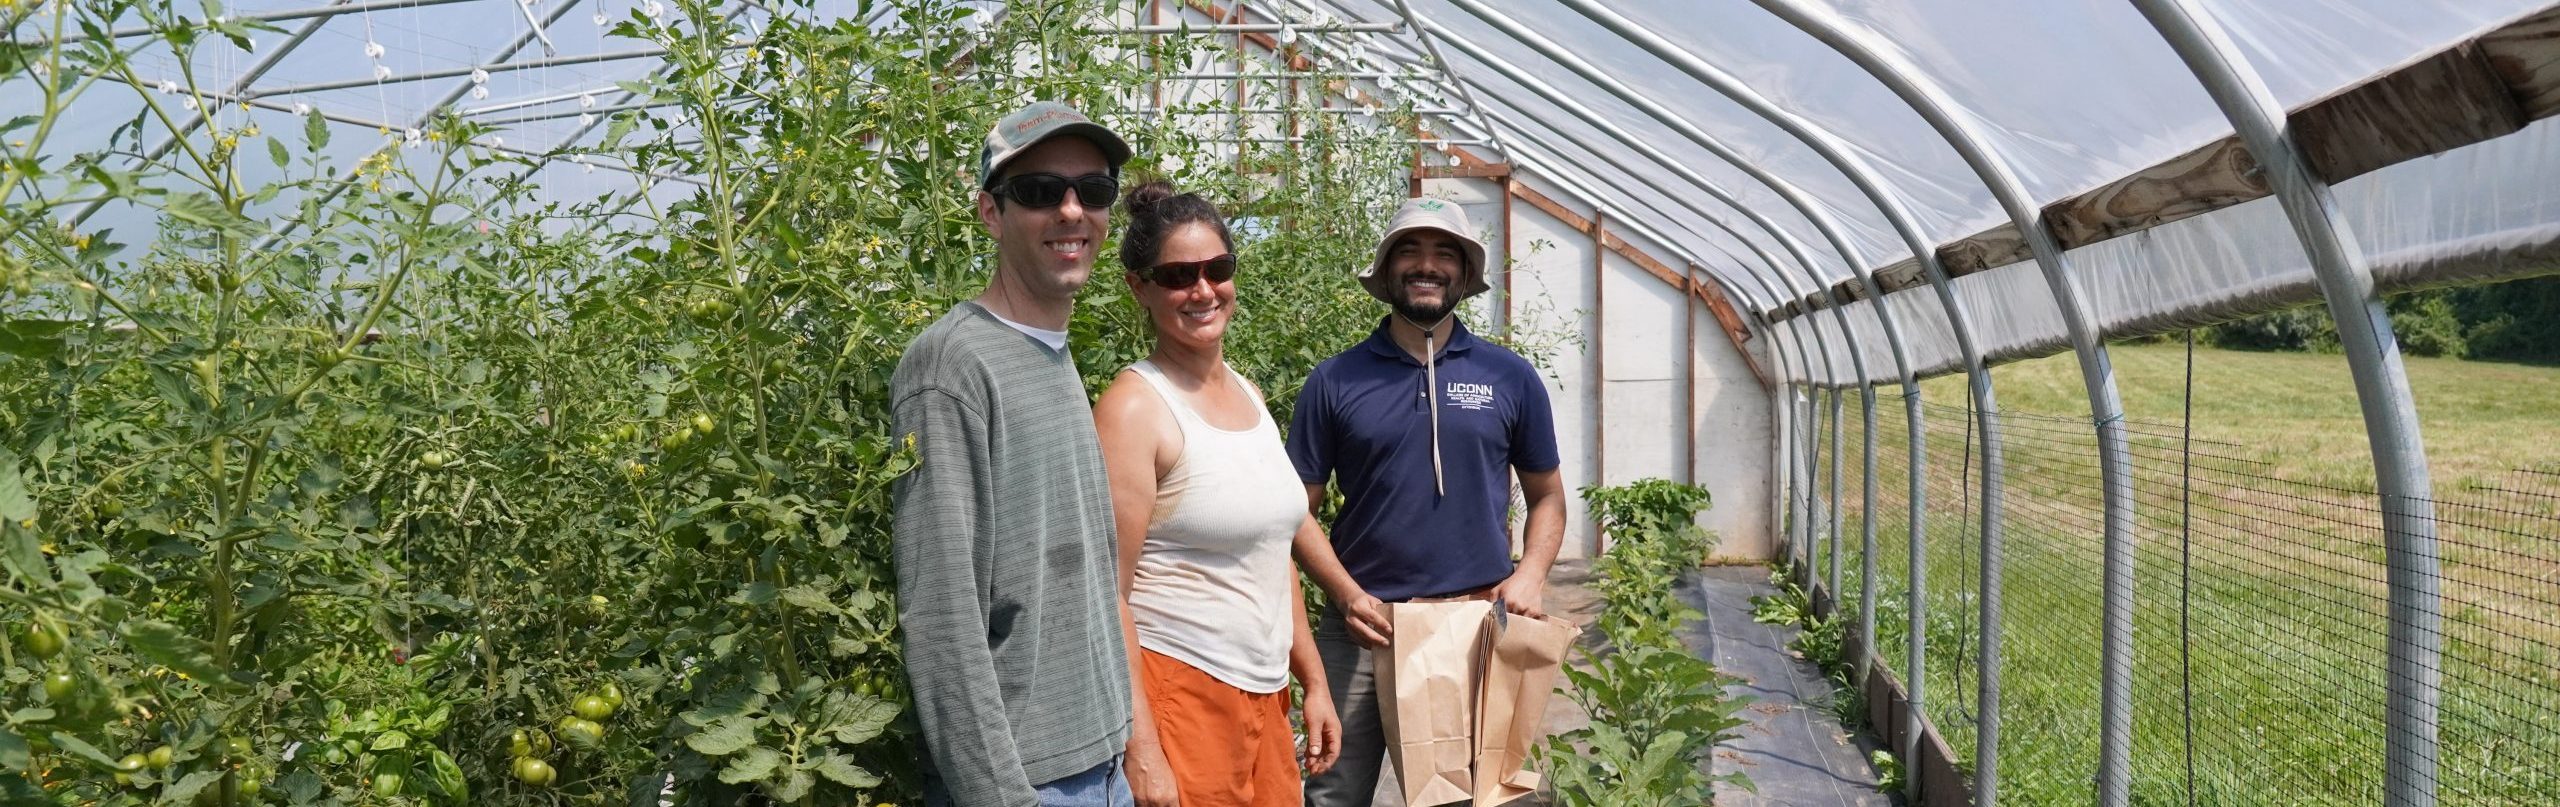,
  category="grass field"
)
[1801,344,2560,806]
